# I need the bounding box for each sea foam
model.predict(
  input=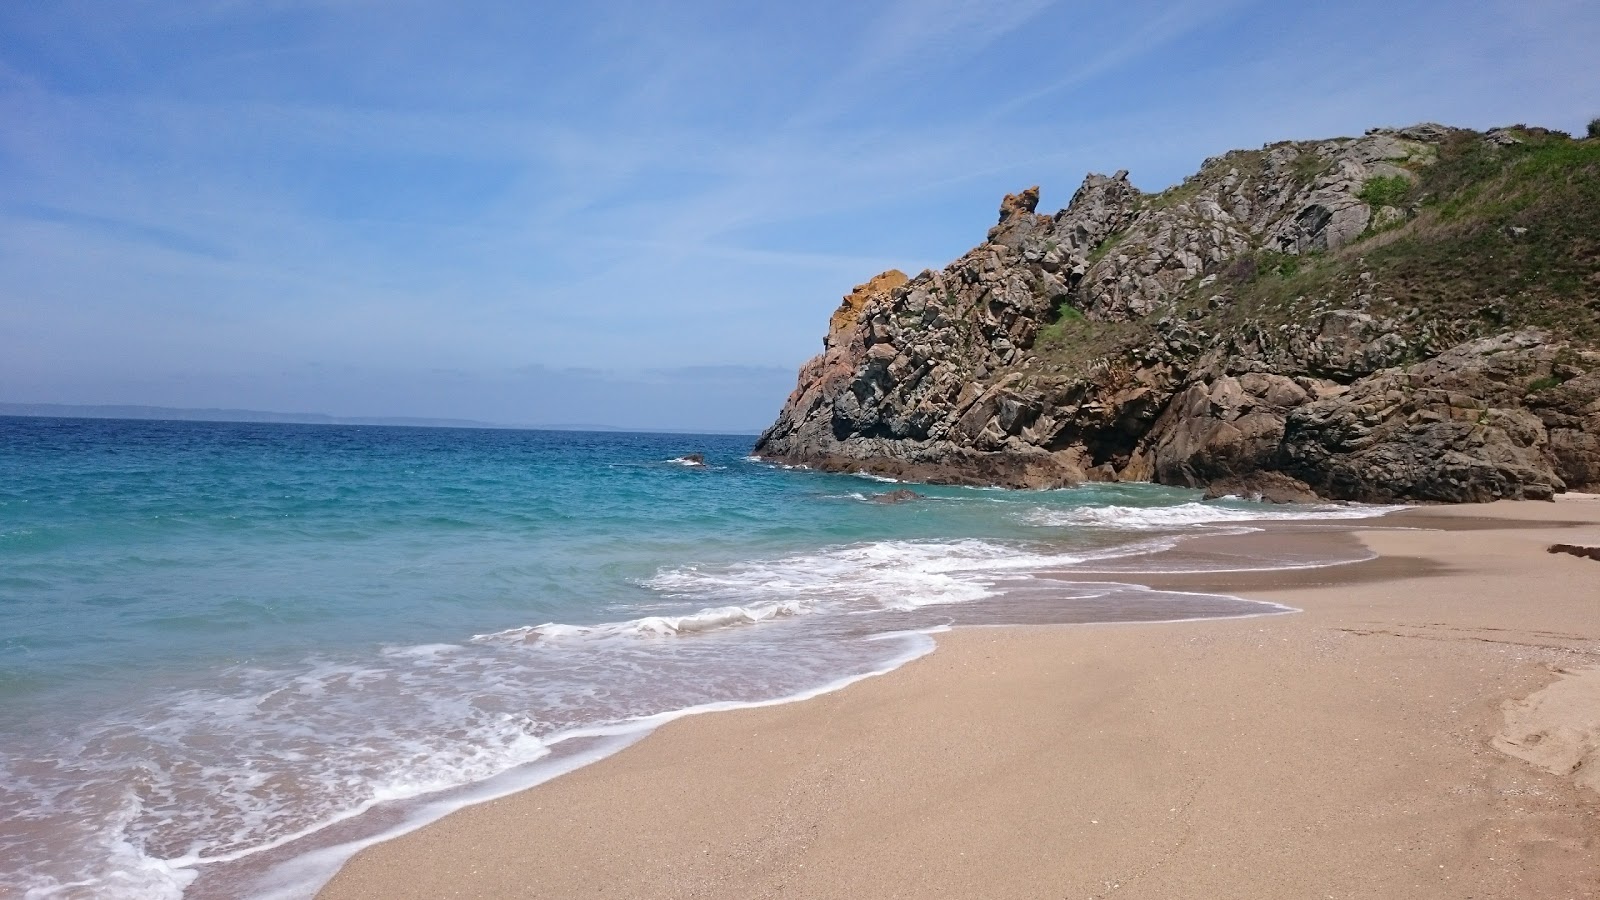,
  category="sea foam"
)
[0,418,1382,900]
[1024,500,1401,529]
